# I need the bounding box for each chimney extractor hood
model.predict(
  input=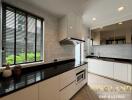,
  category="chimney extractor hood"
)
[60,38,85,45]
